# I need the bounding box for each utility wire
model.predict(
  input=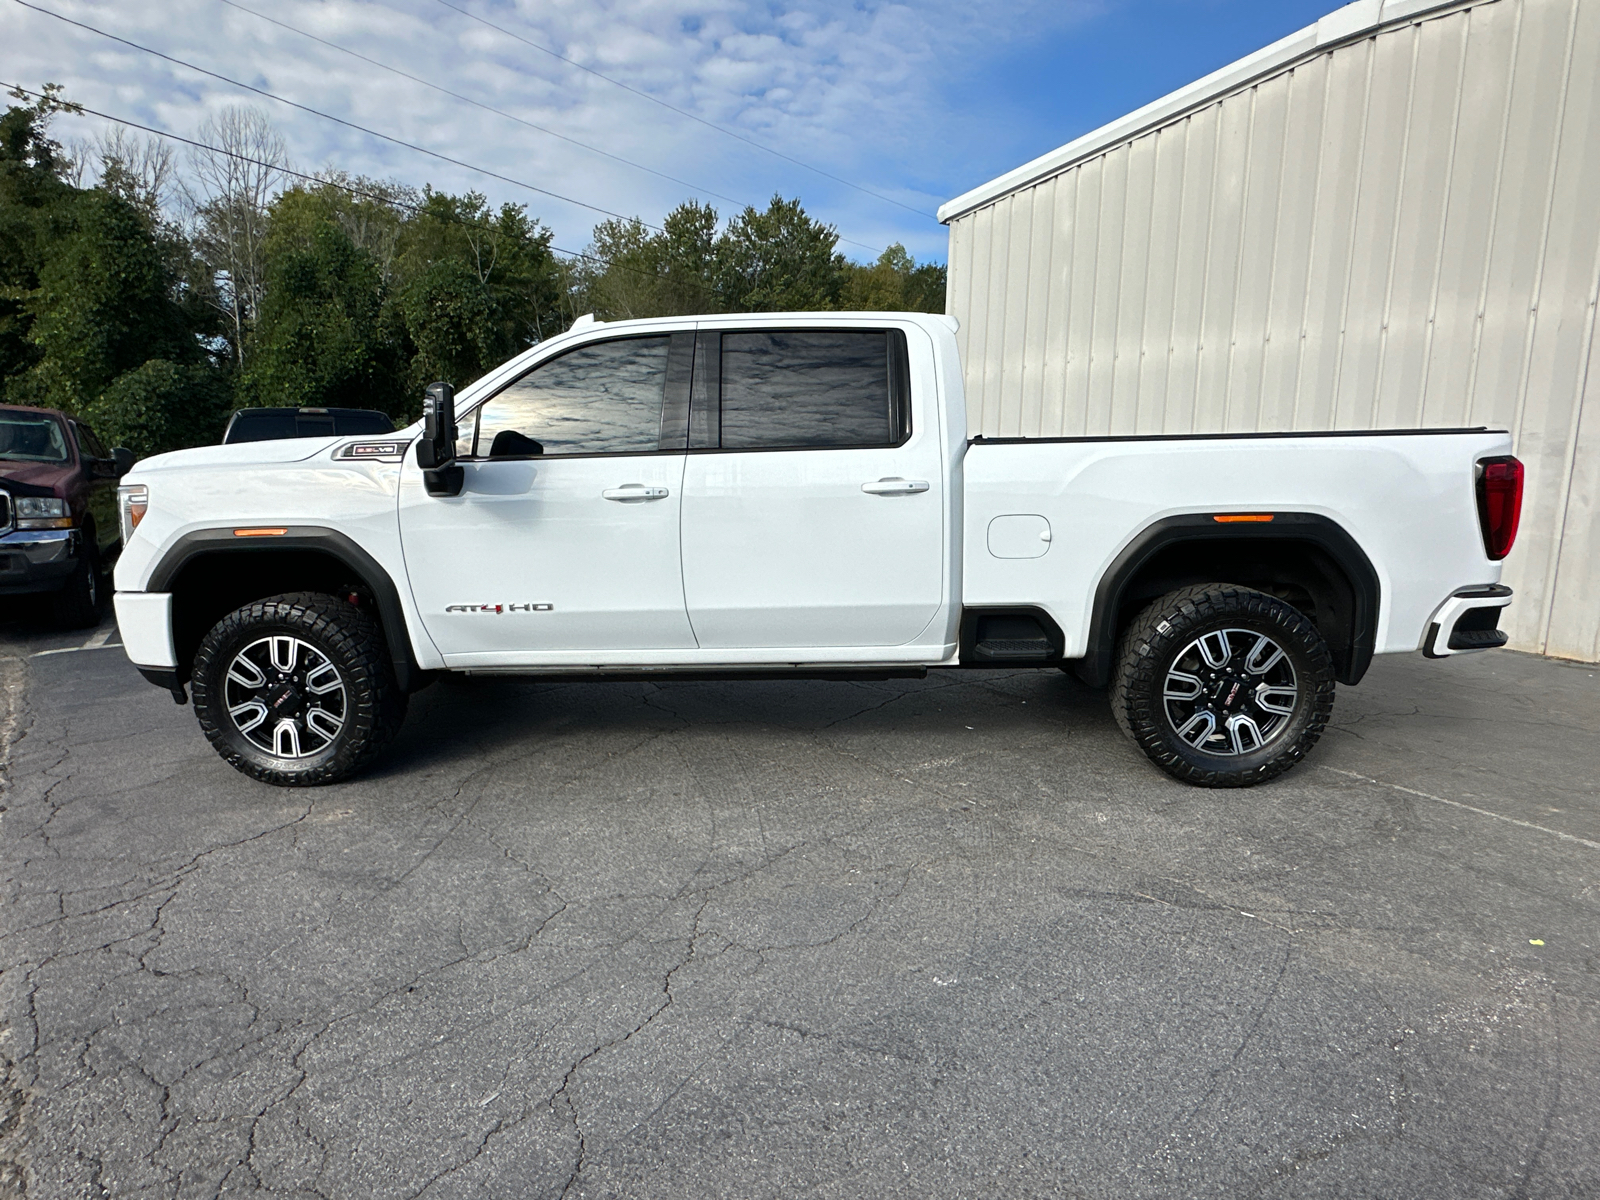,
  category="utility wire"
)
[427,0,936,222]
[1,82,725,304]
[215,0,883,256]
[12,0,657,229]
[214,1,729,215]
